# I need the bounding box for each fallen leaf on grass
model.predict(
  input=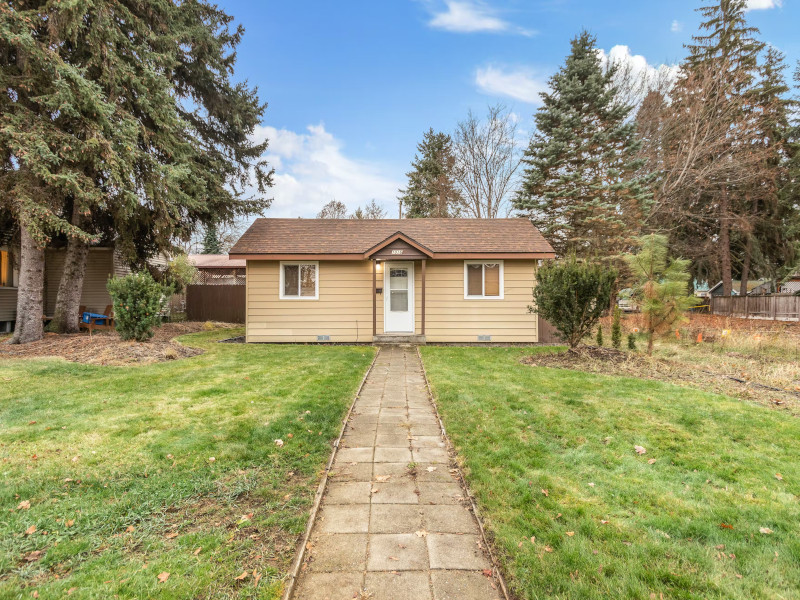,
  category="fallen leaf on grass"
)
[541,489,549,497]
[719,523,734,530]
[66,520,74,527]
[157,572,170,583]
[759,527,773,535]
[208,457,216,463]
[274,439,284,447]
[253,570,262,586]
[17,500,30,510]
[125,525,135,533]
[544,546,553,553]
[634,446,647,455]
[24,525,36,536]
[235,571,249,581]
[193,547,202,555]
[566,531,575,537]
[165,532,179,539]
[23,550,43,562]
[775,473,783,481]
